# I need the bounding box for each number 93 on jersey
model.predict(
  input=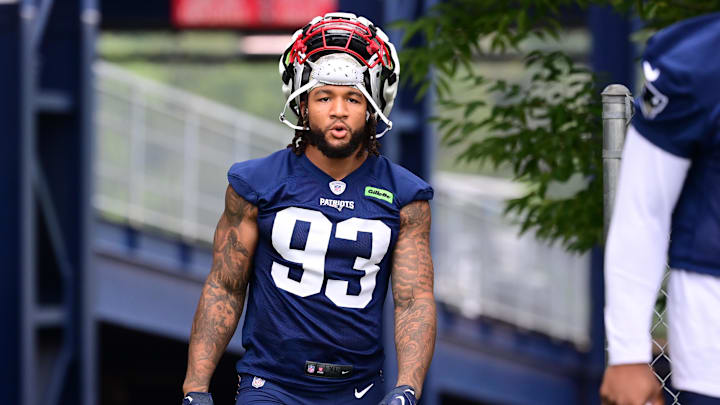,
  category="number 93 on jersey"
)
[270,206,391,310]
